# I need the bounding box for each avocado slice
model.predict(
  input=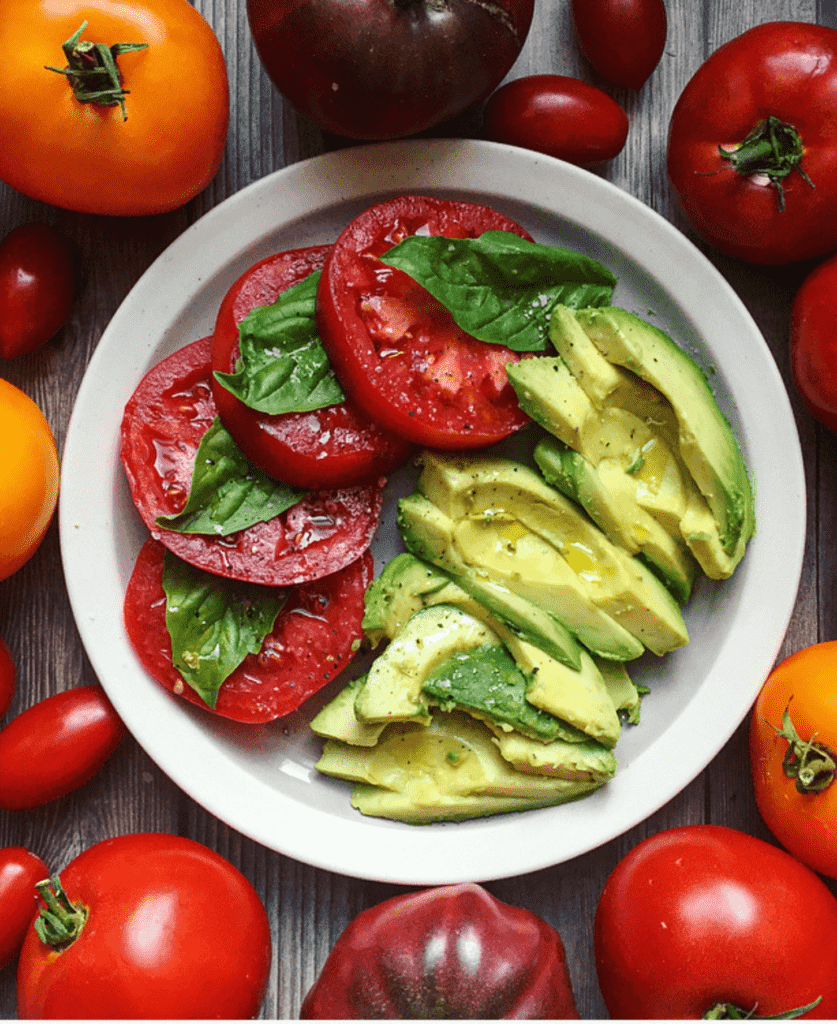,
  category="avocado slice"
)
[310,675,386,747]
[487,727,617,782]
[596,657,645,725]
[362,553,450,648]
